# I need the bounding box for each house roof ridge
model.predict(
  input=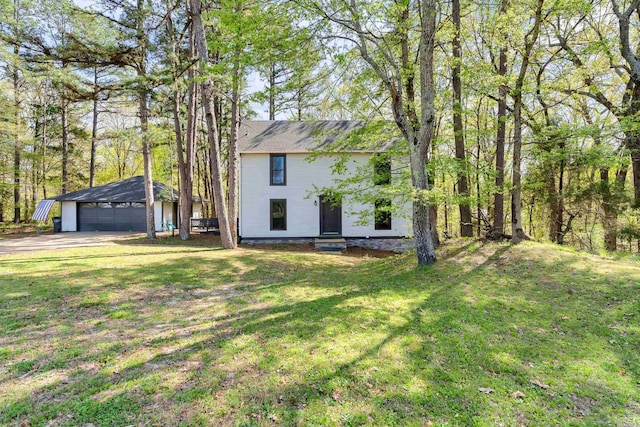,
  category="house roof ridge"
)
[50,176,201,203]
[238,120,392,154]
